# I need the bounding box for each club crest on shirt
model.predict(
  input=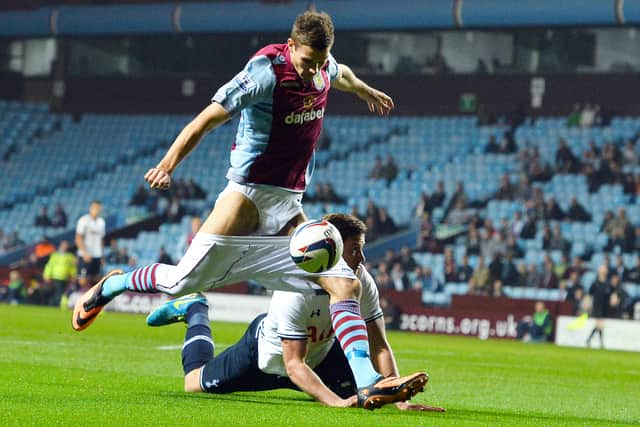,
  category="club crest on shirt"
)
[303,95,315,110]
[233,71,257,94]
[312,72,325,90]
[273,54,287,65]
